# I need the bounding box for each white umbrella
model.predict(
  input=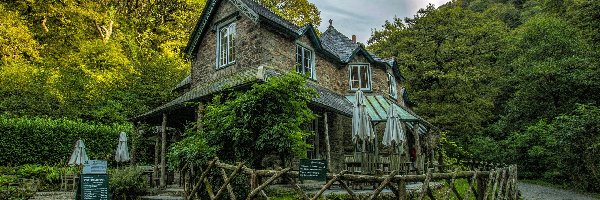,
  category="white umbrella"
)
[352,90,374,143]
[115,132,130,163]
[383,106,406,153]
[68,140,89,166]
